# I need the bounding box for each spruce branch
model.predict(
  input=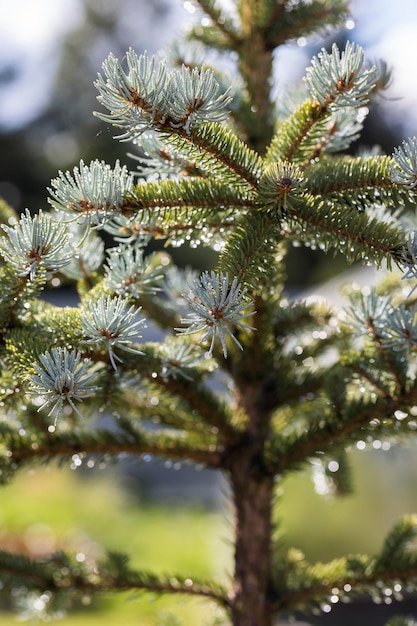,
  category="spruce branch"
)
[218,212,282,289]
[266,42,384,165]
[2,425,224,473]
[265,99,330,164]
[94,49,232,139]
[284,195,407,268]
[105,245,164,298]
[270,383,417,475]
[0,209,73,280]
[131,176,255,212]
[389,136,417,189]
[81,295,146,370]
[0,265,48,331]
[48,160,134,227]
[116,341,241,437]
[28,348,100,423]
[0,549,230,608]
[177,271,255,357]
[306,154,414,210]
[258,160,306,212]
[60,228,105,282]
[274,552,417,614]
[304,41,378,109]
[167,121,263,187]
[191,0,240,45]
[259,0,349,47]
